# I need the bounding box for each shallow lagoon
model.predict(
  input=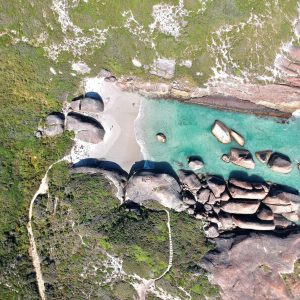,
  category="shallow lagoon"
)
[136,99,300,192]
